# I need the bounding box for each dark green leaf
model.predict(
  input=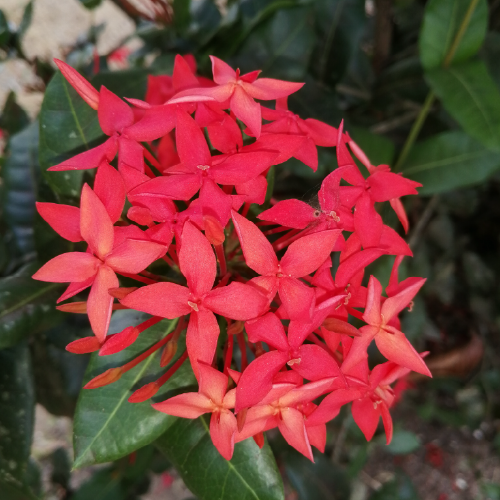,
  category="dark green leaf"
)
[0,275,63,349]
[38,72,102,198]
[235,6,315,80]
[0,345,35,490]
[91,69,149,100]
[385,430,421,455]
[402,131,500,194]
[283,449,350,500]
[482,32,500,89]
[0,10,10,47]
[174,0,191,32]
[0,92,30,135]
[419,0,487,70]
[156,417,284,500]
[1,122,40,261]
[72,468,124,500]
[312,0,366,85]
[73,311,196,469]
[0,481,38,500]
[425,60,500,150]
